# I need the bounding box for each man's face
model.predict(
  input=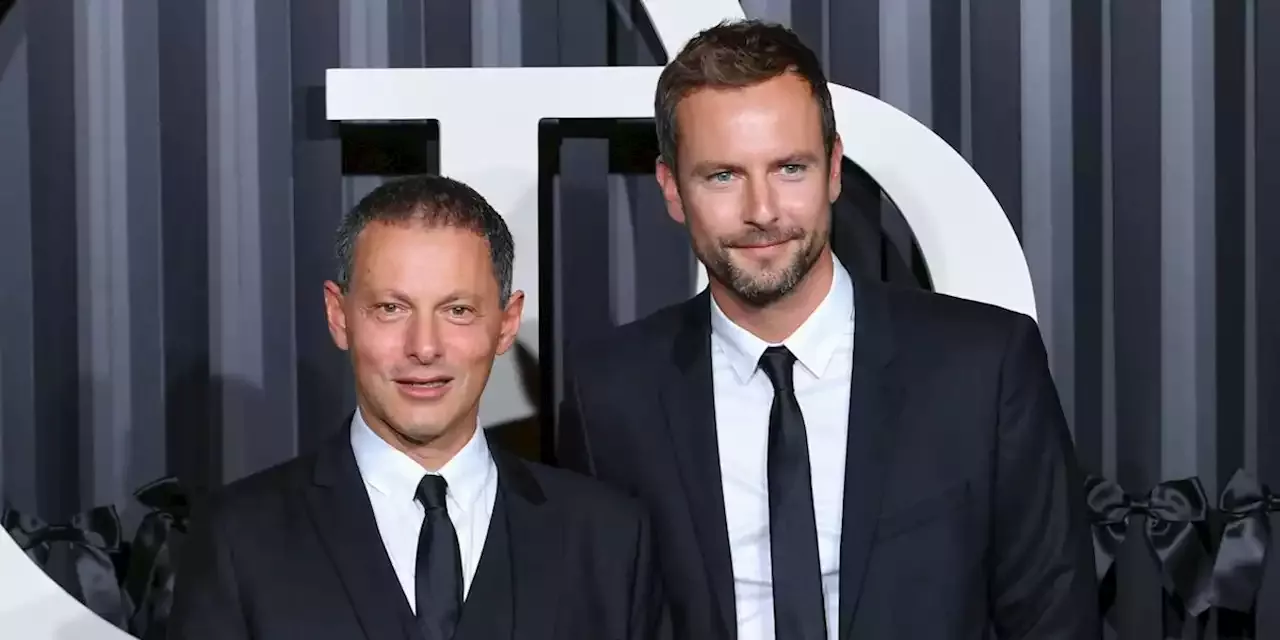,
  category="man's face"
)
[657,72,843,306]
[323,222,523,449]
